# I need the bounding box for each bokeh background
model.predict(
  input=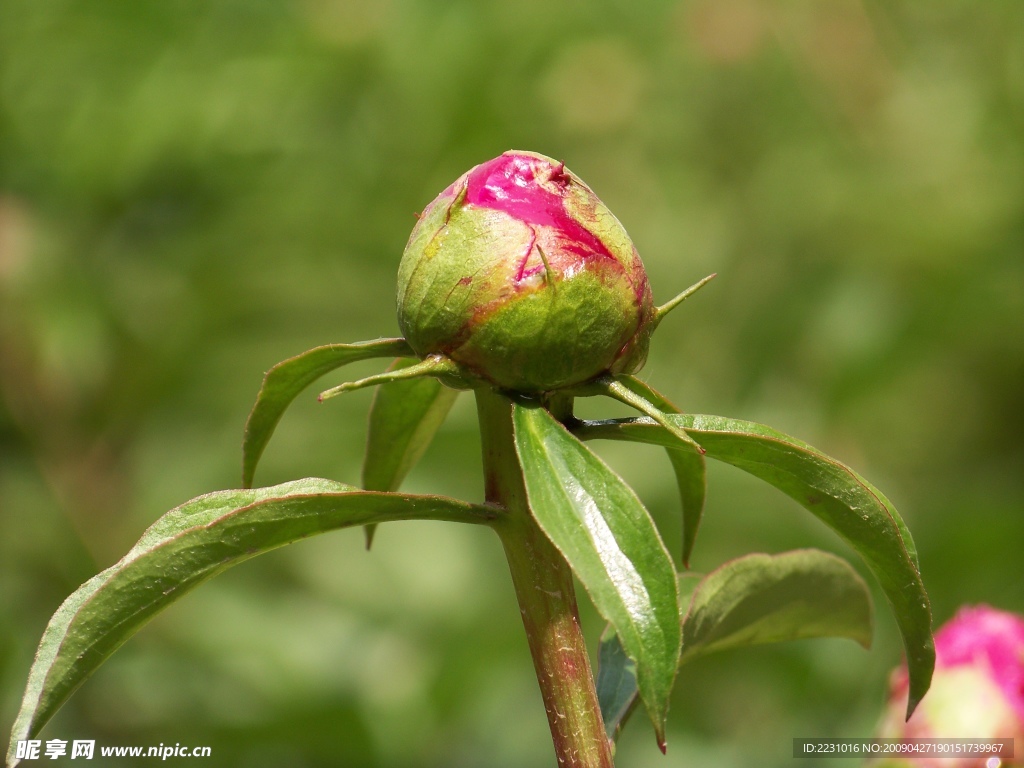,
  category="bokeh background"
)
[2,1,1022,766]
